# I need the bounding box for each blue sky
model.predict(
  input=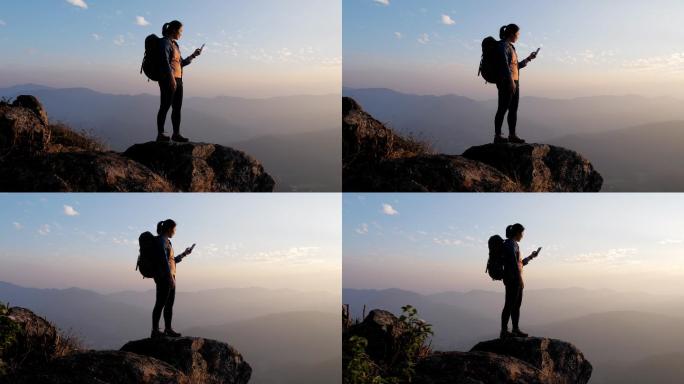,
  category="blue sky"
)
[344,193,684,294]
[344,0,684,99]
[0,193,341,293]
[0,0,341,97]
